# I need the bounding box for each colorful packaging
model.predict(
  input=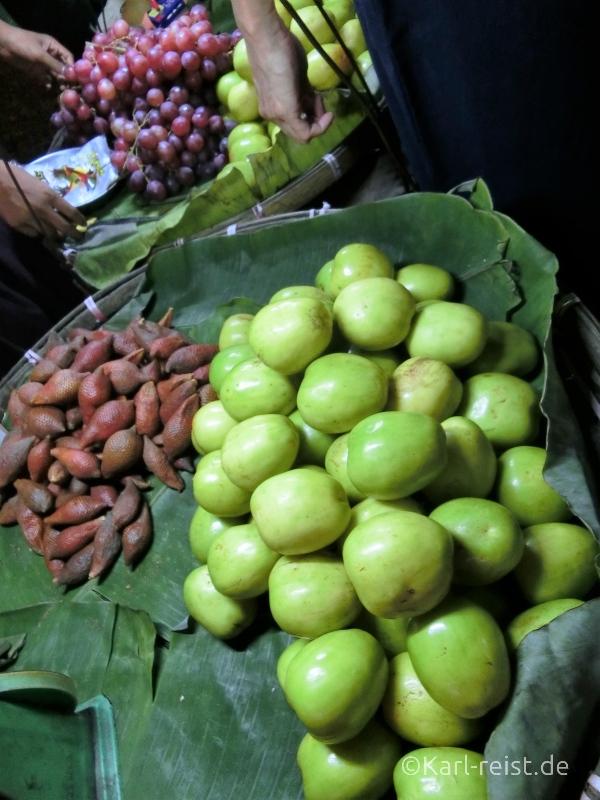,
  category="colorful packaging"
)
[143,0,189,29]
